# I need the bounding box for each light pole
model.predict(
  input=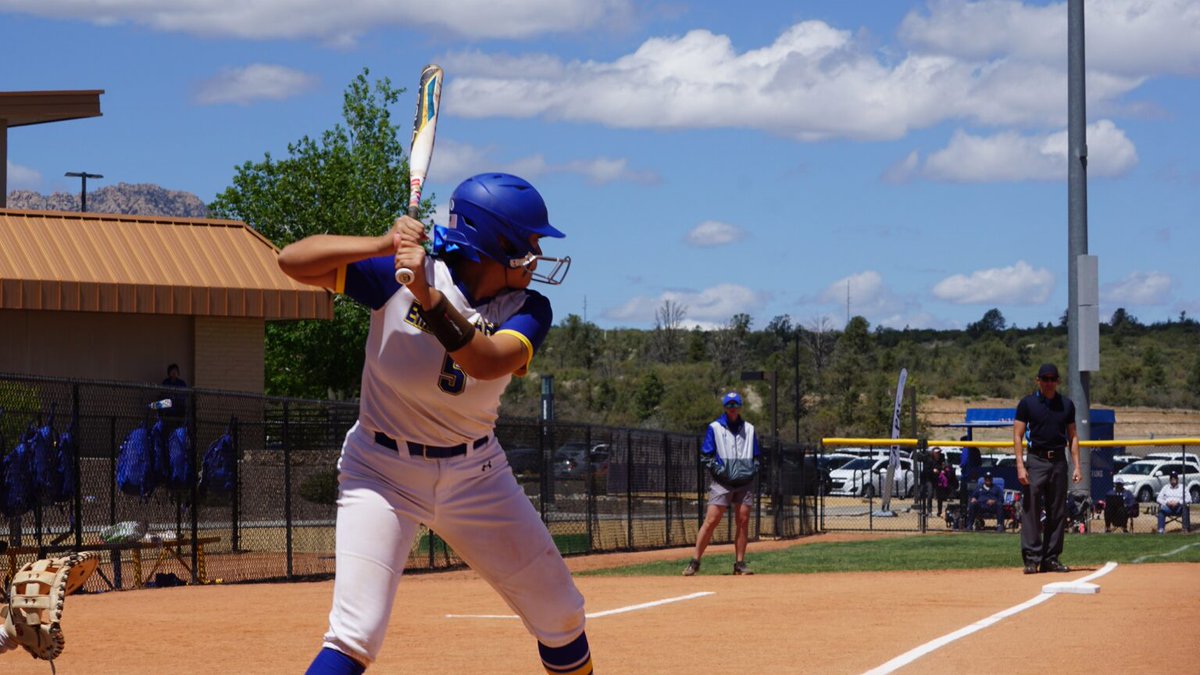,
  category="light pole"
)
[64,171,103,212]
